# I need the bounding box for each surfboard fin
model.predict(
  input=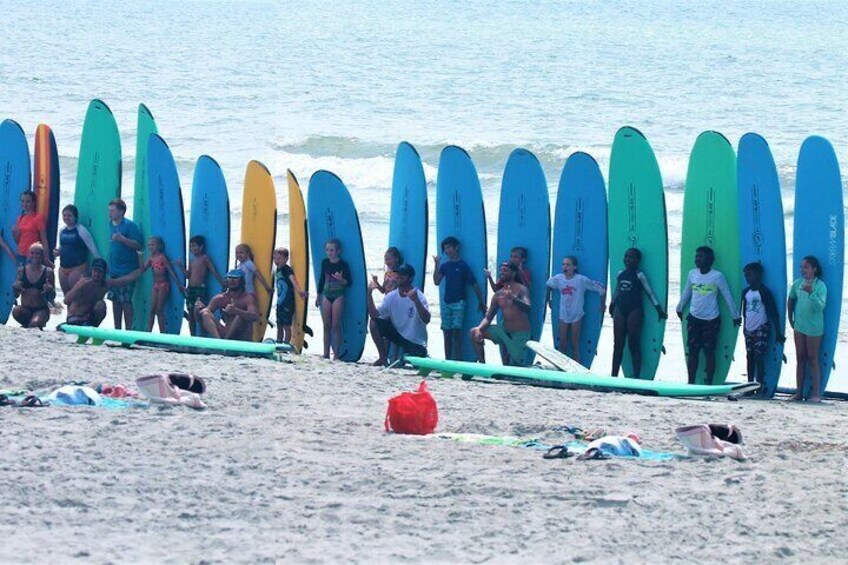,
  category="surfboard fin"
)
[661,346,667,355]
[304,324,314,337]
[782,354,787,364]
